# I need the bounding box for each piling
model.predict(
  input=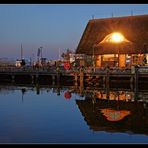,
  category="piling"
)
[52,75,55,86]
[11,75,15,83]
[31,75,34,84]
[80,67,84,94]
[134,66,139,93]
[57,73,60,86]
[74,72,78,87]
[130,76,134,90]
